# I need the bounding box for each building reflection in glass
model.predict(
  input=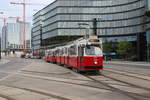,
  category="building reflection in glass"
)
[102,36,137,61]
